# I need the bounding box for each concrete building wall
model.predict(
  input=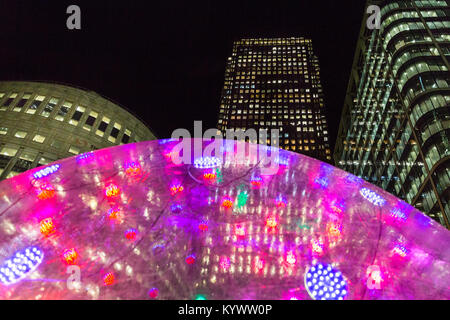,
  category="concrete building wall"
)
[0,81,157,180]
